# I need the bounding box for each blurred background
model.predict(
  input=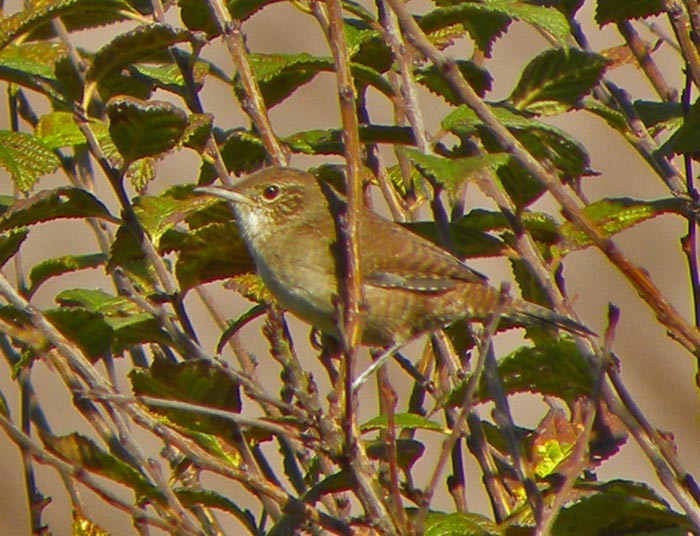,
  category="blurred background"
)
[0,0,697,534]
